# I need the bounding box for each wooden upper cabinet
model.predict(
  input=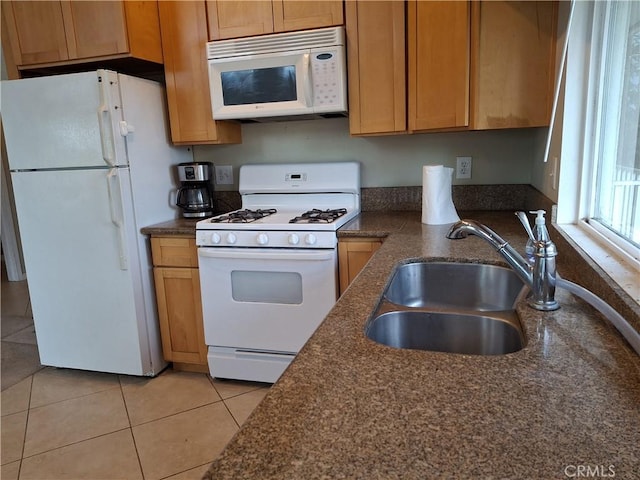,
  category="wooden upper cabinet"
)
[206,0,343,41]
[272,1,343,33]
[346,1,405,136]
[408,0,557,132]
[408,0,470,131]
[471,1,557,129]
[206,1,273,40]
[349,0,557,136]
[1,1,163,69]
[61,1,128,59]
[2,1,69,65]
[158,1,241,145]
